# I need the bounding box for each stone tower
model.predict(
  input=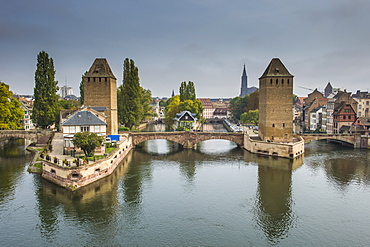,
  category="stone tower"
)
[258,58,293,142]
[83,58,118,135]
[239,64,248,97]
